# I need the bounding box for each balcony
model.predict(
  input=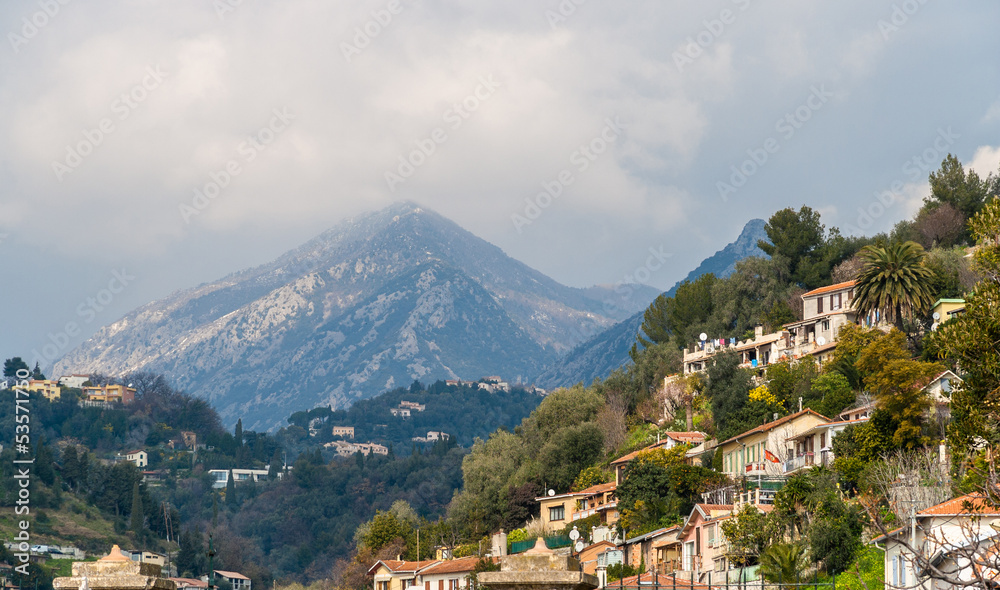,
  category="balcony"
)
[783,452,814,473]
